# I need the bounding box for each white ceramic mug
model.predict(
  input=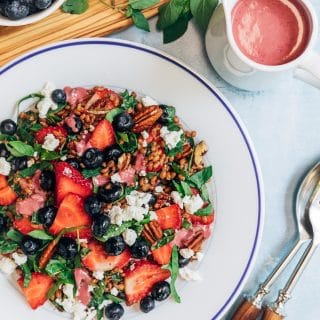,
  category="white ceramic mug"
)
[205,0,320,91]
